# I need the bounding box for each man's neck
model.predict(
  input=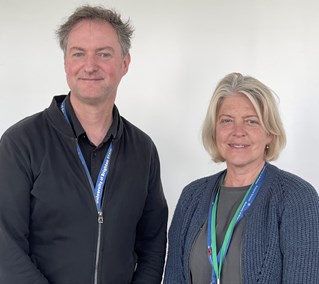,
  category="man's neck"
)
[70,95,114,146]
